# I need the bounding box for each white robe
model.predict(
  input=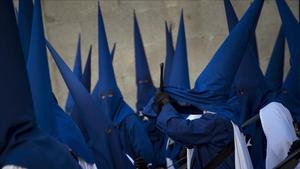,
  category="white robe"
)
[260,102,299,169]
